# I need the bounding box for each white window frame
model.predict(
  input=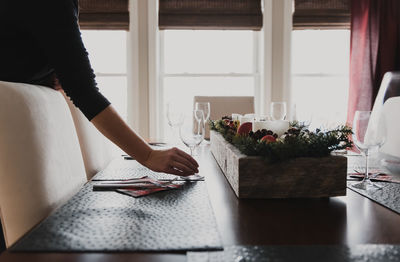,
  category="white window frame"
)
[132,0,292,140]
